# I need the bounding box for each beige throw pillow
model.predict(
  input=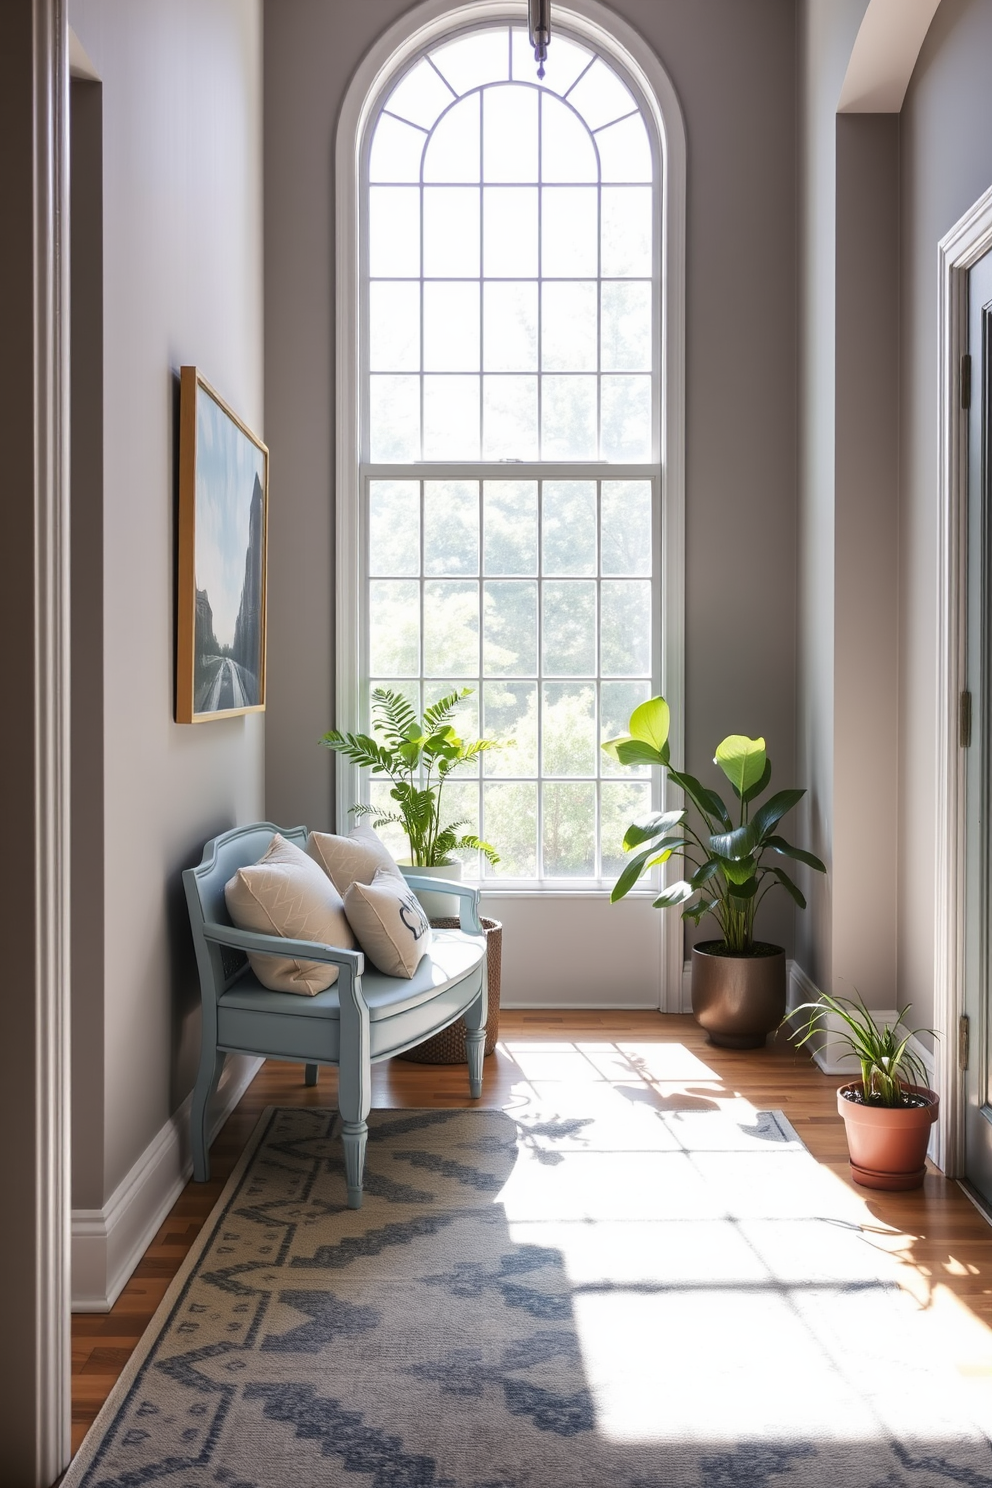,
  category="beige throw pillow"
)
[307,822,404,896]
[343,867,432,978]
[224,834,356,995]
